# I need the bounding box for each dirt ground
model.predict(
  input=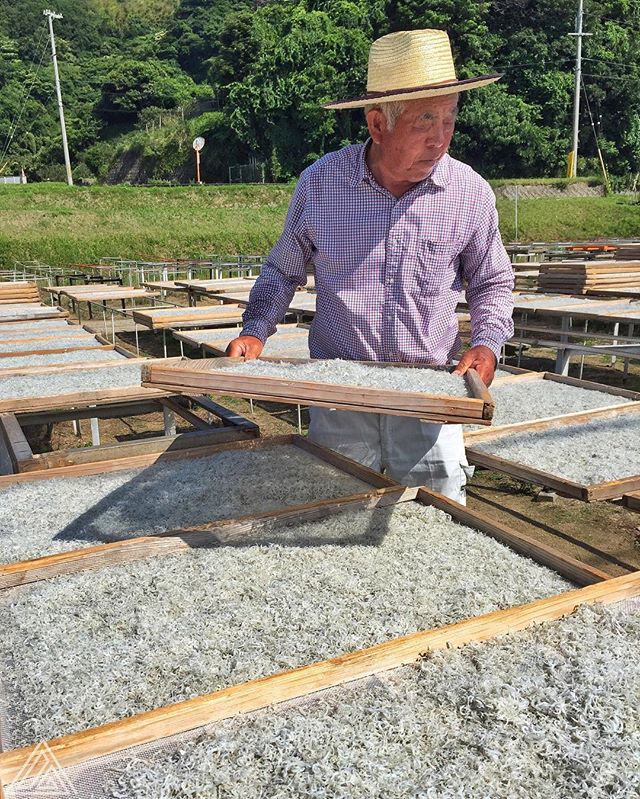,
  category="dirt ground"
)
[32,314,640,579]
